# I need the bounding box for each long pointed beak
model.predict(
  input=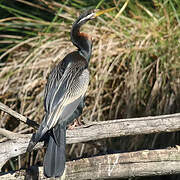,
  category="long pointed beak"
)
[94,7,115,17]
